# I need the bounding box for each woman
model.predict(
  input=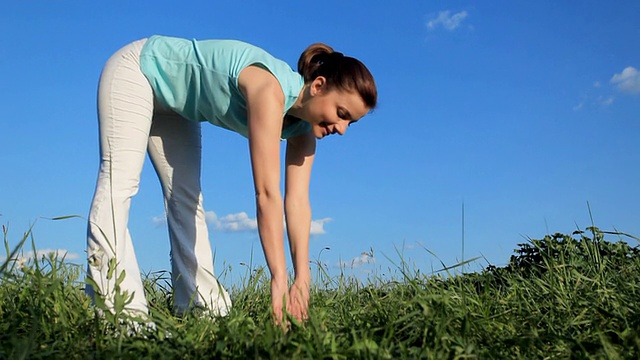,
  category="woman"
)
[86,35,377,323]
